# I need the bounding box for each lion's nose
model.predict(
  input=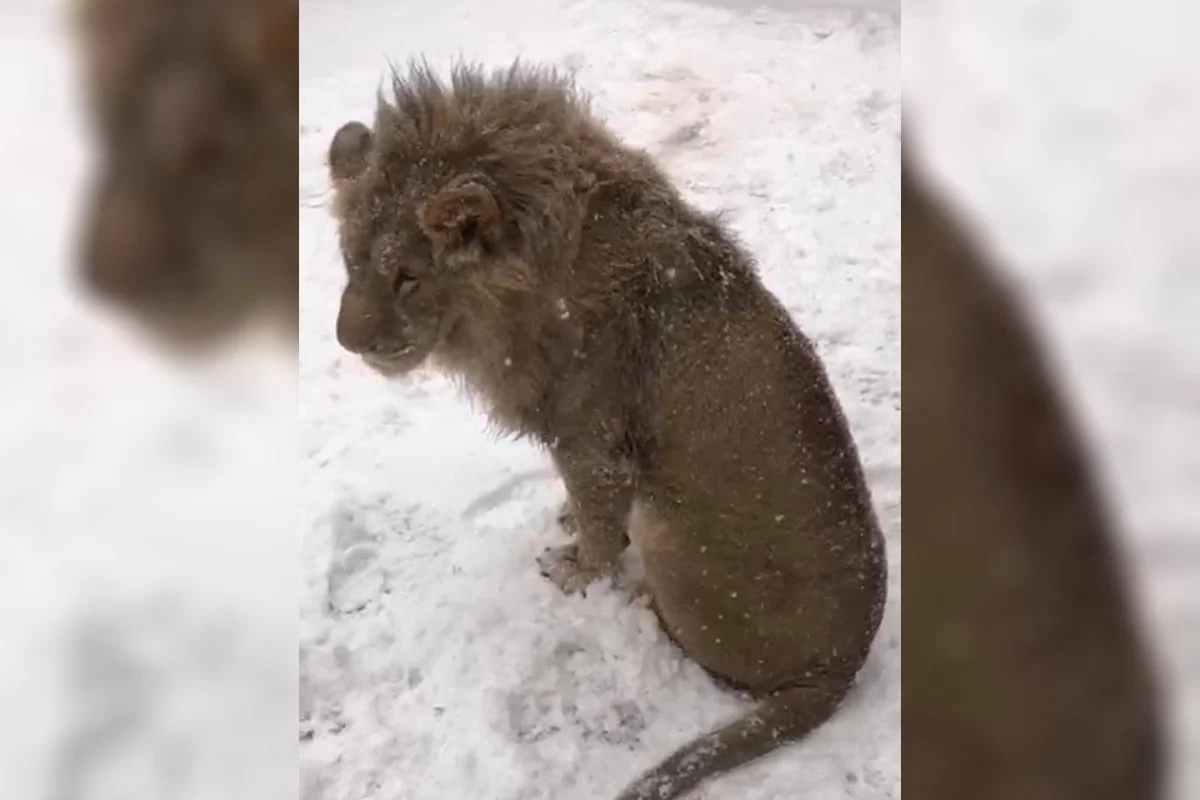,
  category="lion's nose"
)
[336,289,385,354]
